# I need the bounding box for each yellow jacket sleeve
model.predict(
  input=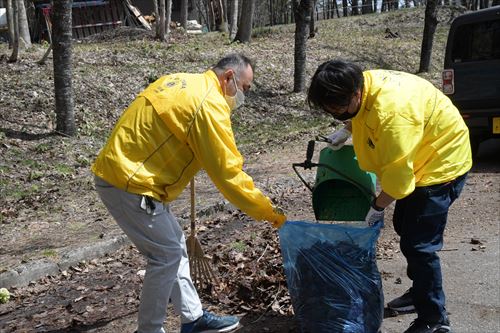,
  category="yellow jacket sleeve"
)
[186,100,285,226]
